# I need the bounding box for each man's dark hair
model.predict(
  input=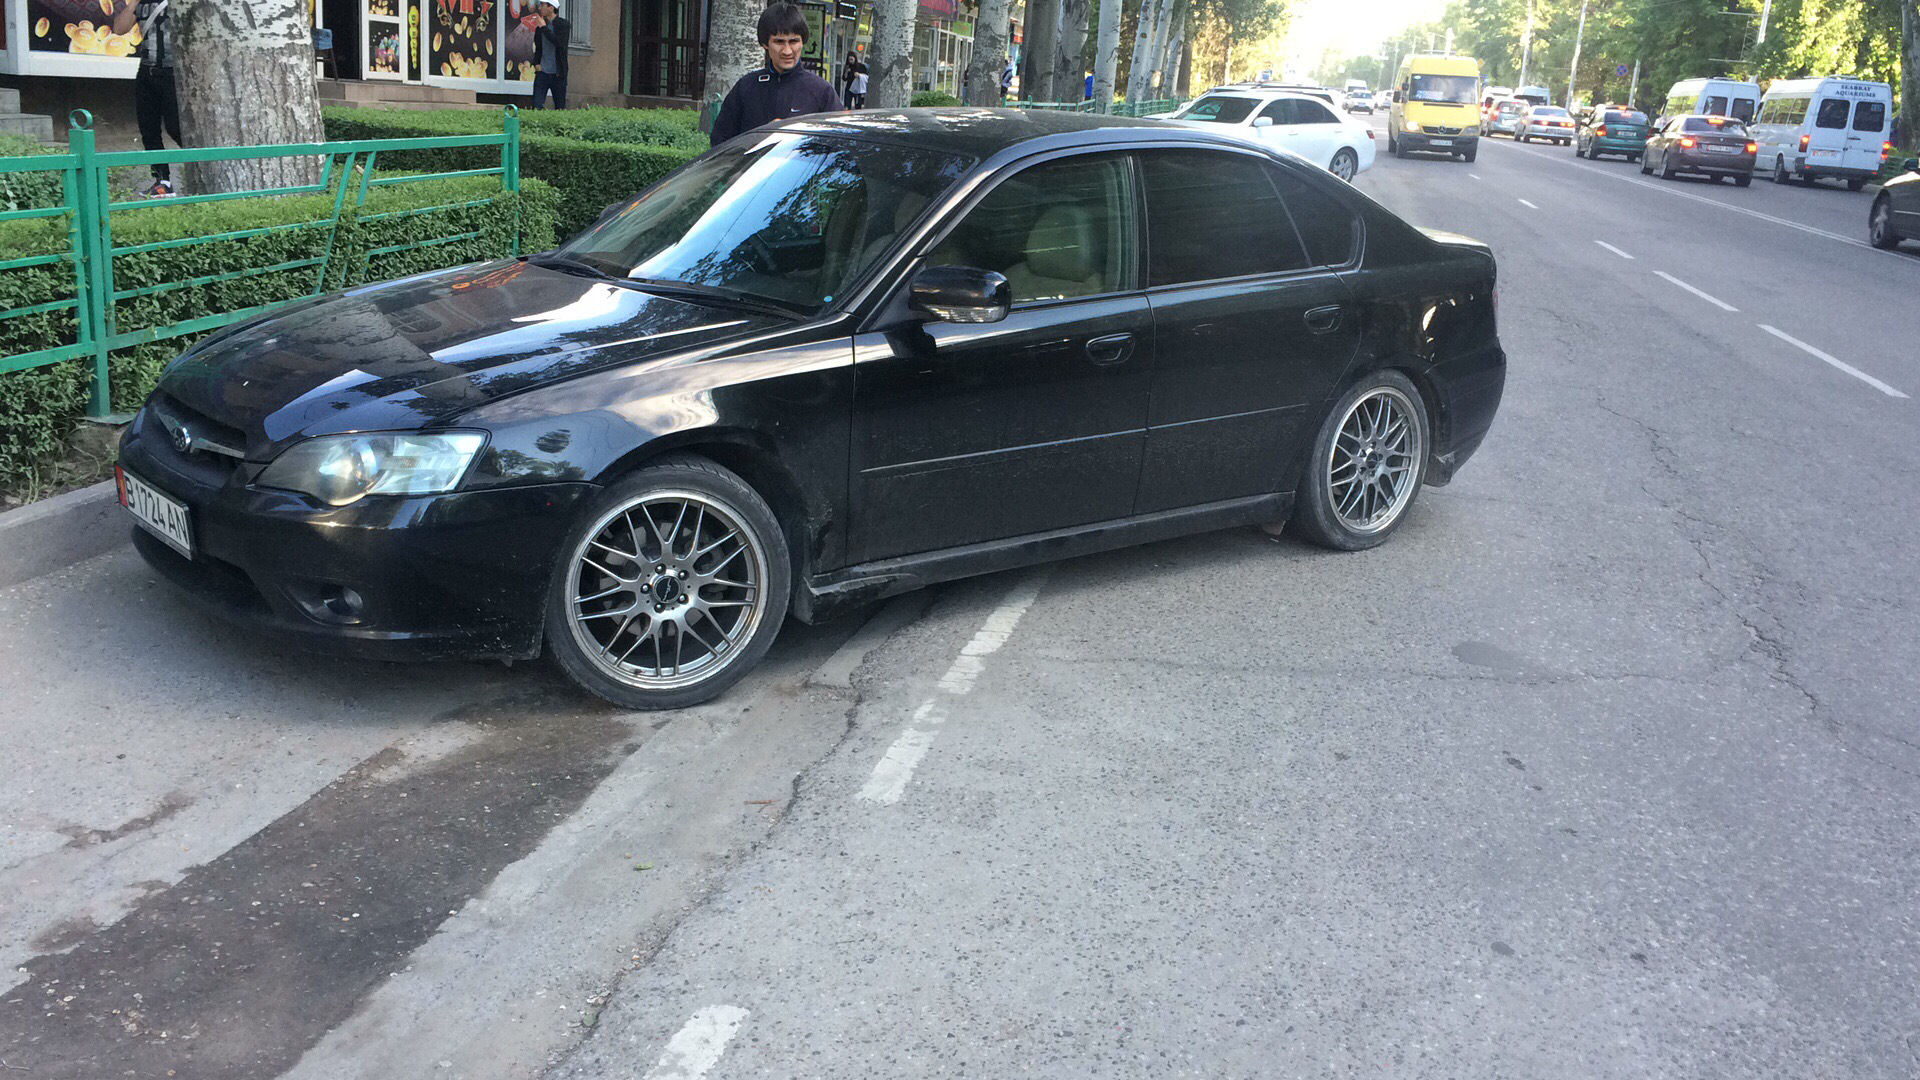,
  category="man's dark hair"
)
[757,2,808,43]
